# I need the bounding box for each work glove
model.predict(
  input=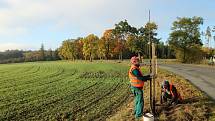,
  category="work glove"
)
[145,74,151,80]
[147,73,154,80]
